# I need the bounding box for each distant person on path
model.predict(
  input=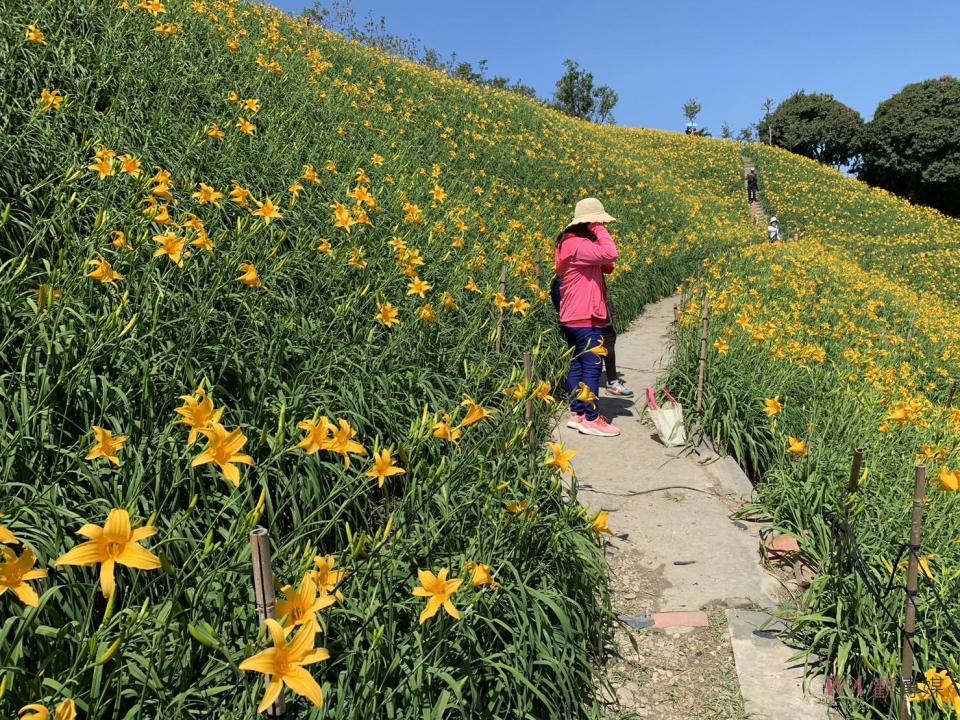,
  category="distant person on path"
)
[768,216,783,242]
[746,168,759,202]
[554,198,622,437]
